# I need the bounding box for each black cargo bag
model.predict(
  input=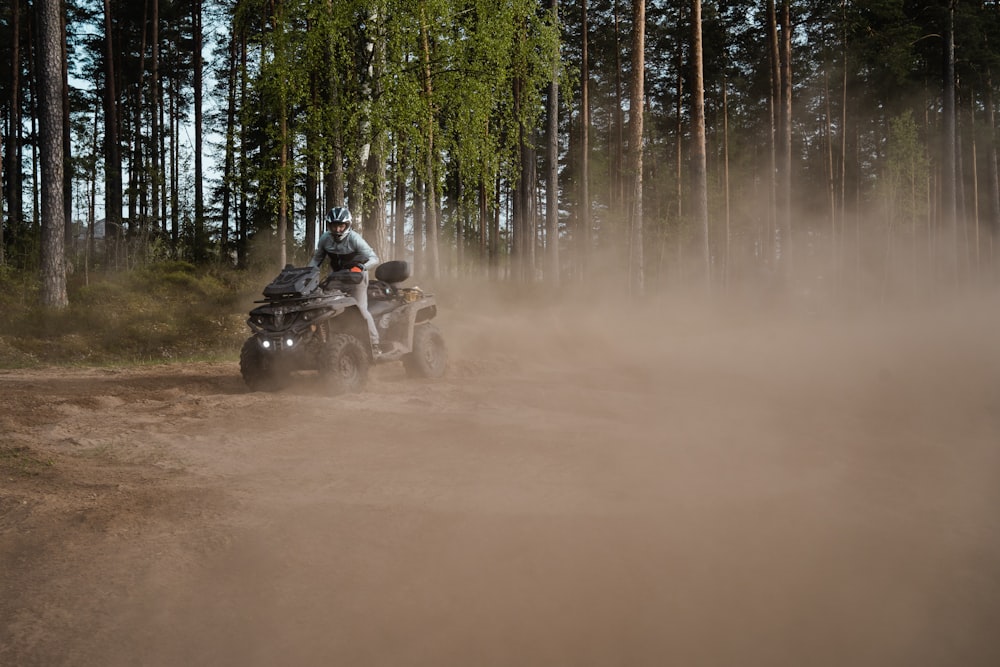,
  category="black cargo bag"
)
[262,265,321,298]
